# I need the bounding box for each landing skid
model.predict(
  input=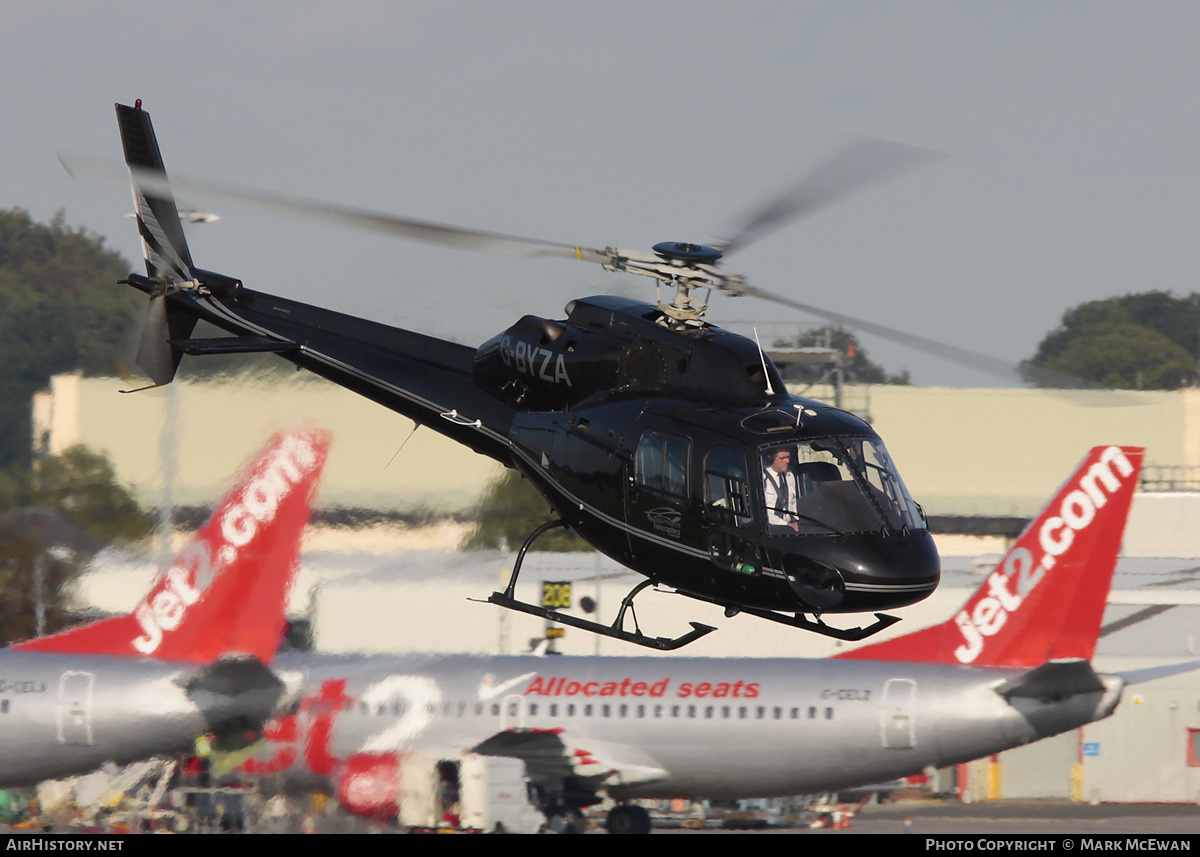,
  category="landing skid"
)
[732,605,900,641]
[483,520,716,651]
